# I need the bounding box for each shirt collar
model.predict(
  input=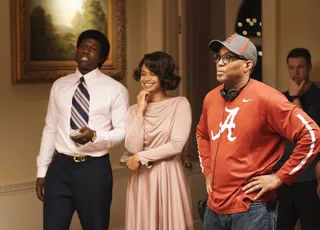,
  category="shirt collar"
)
[75,68,100,85]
